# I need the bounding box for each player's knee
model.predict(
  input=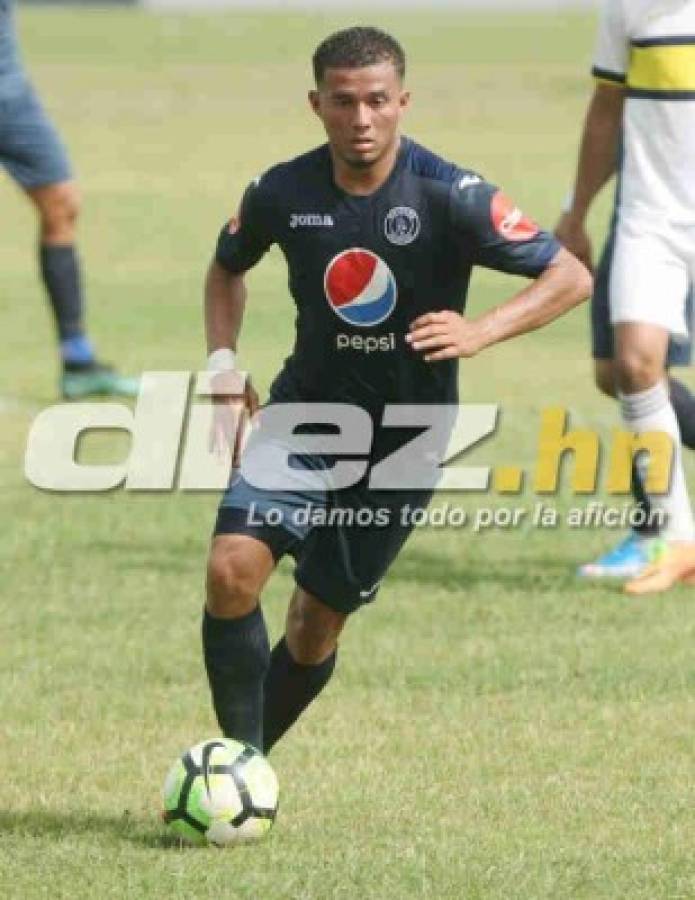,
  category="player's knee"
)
[38,182,81,242]
[285,591,346,665]
[615,346,663,393]
[206,542,260,618]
